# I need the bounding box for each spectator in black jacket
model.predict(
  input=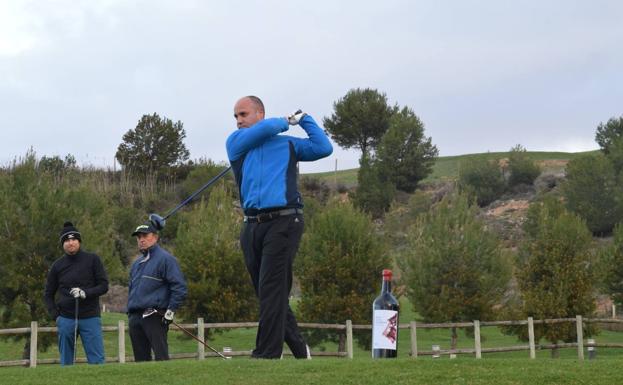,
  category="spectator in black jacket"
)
[44,221,109,365]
